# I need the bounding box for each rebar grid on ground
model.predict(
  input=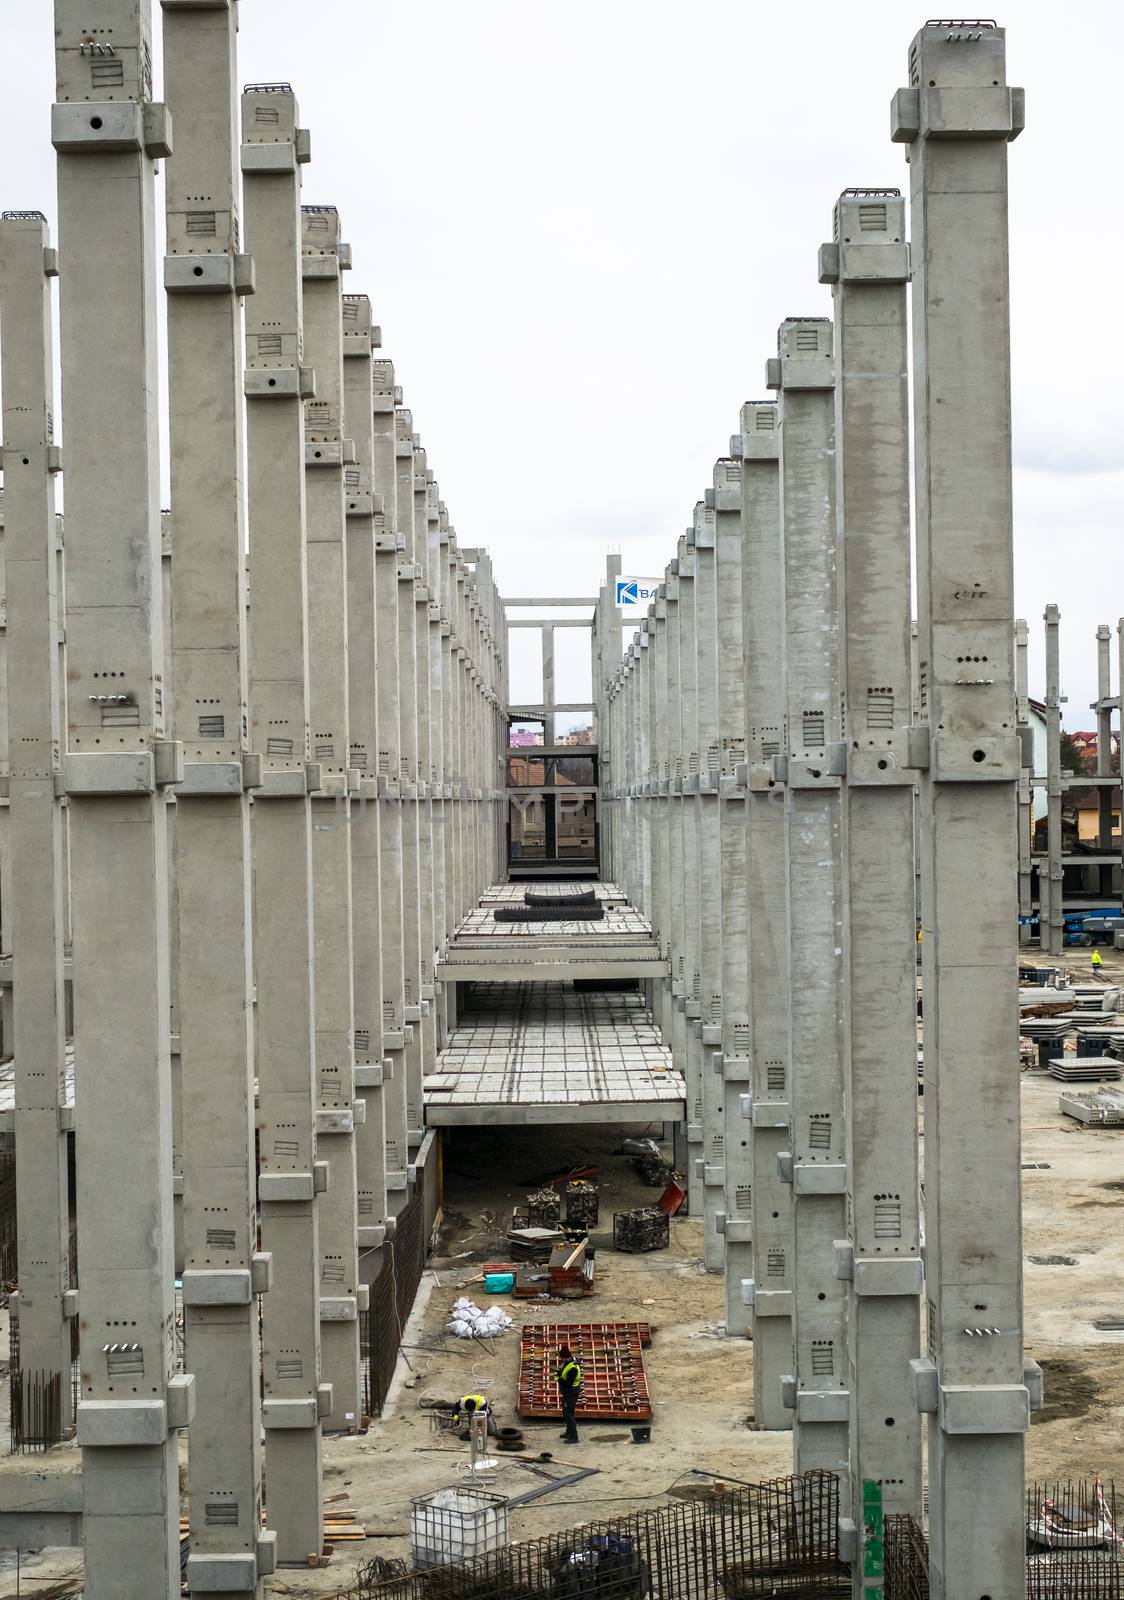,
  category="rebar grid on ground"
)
[334,1471,847,1600]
